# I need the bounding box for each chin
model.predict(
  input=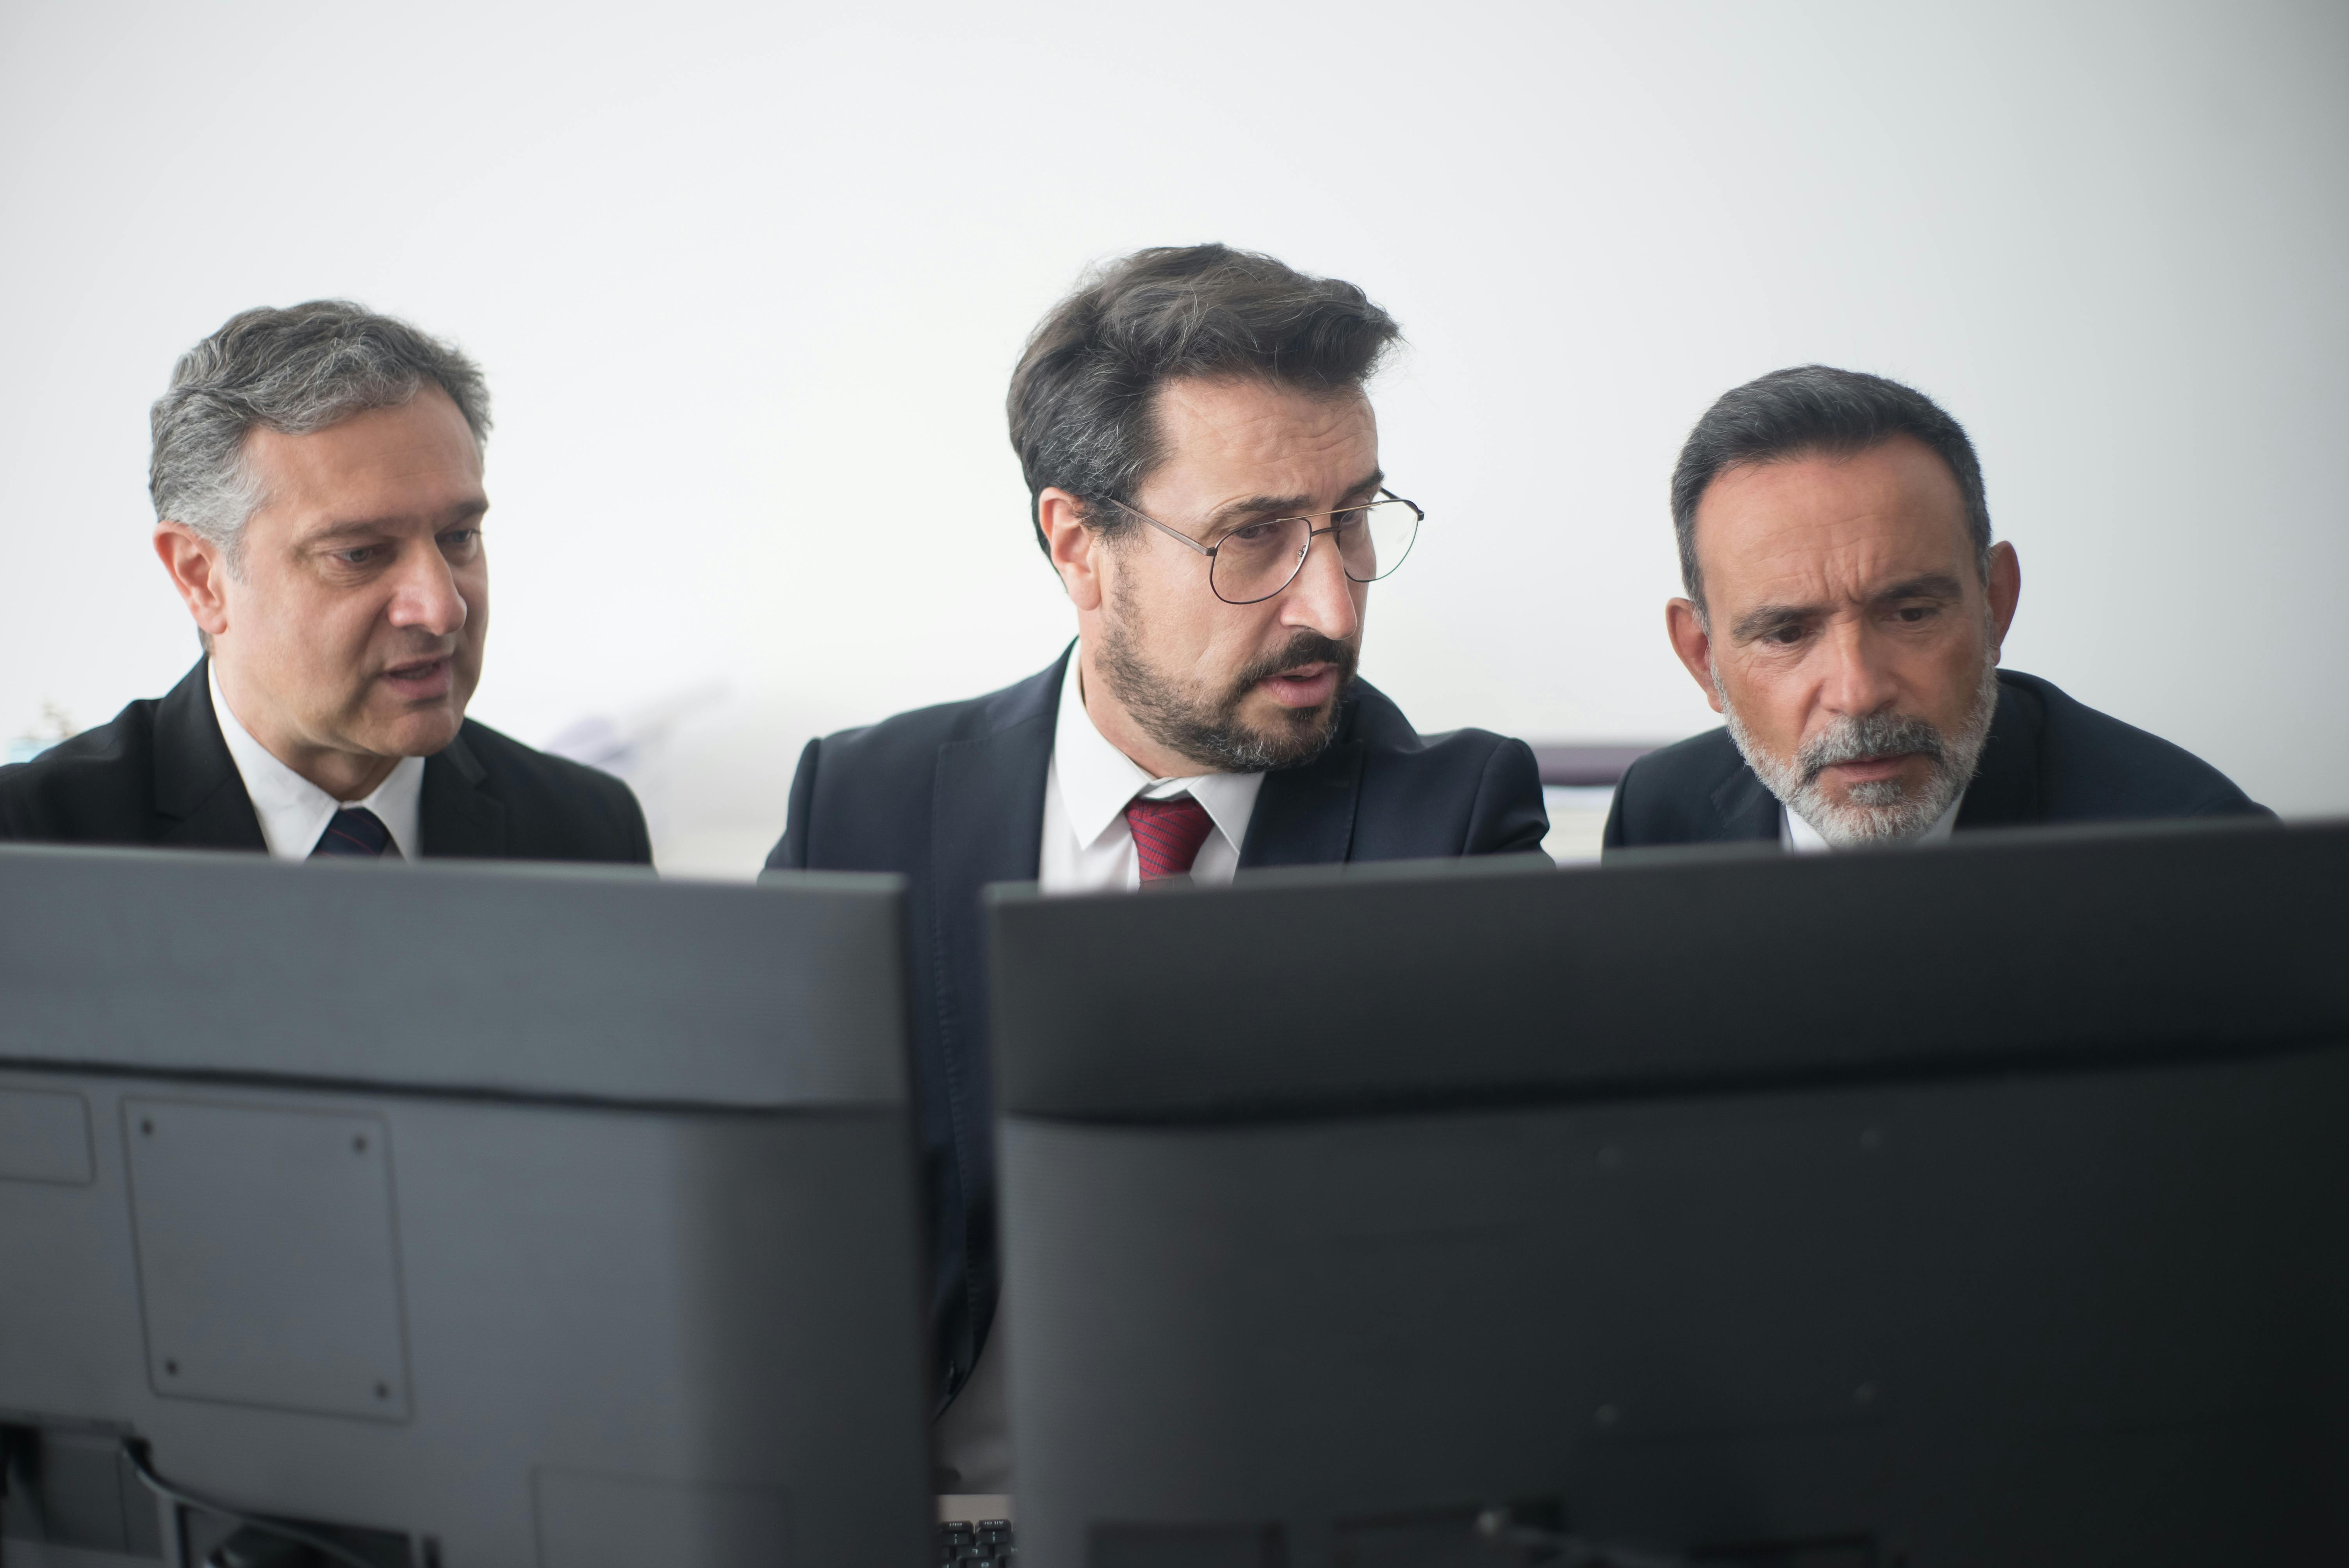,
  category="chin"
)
[366,709,466,760]
[1245,688,1340,731]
